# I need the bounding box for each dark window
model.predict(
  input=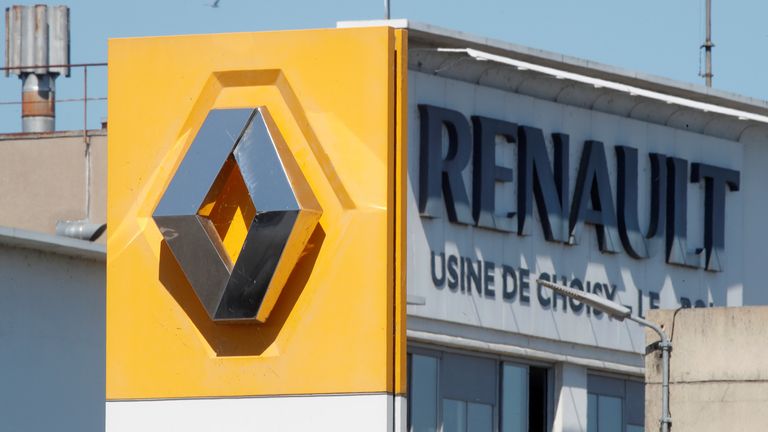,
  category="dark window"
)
[528,367,549,431]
